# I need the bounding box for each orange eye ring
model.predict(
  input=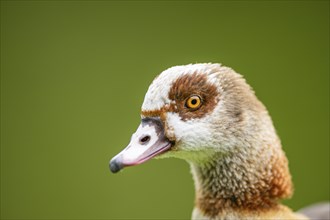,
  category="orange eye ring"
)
[185,95,202,110]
